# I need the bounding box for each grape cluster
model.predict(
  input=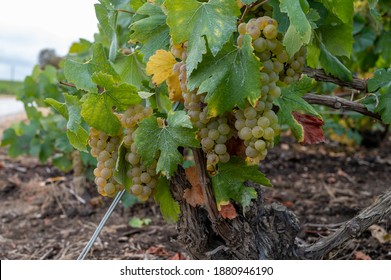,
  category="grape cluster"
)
[280,46,307,84]
[234,16,285,163]
[174,45,233,171]
[89,128,123,197]
[119,105,158,201]
[234,105,279,163]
